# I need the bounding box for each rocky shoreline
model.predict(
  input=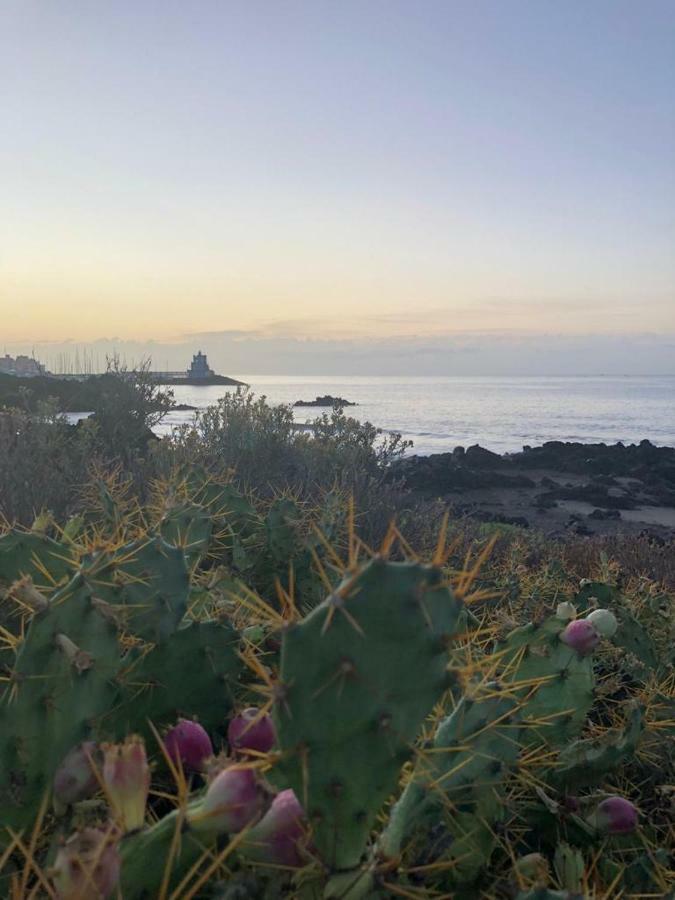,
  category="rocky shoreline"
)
[390,440,675,539]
